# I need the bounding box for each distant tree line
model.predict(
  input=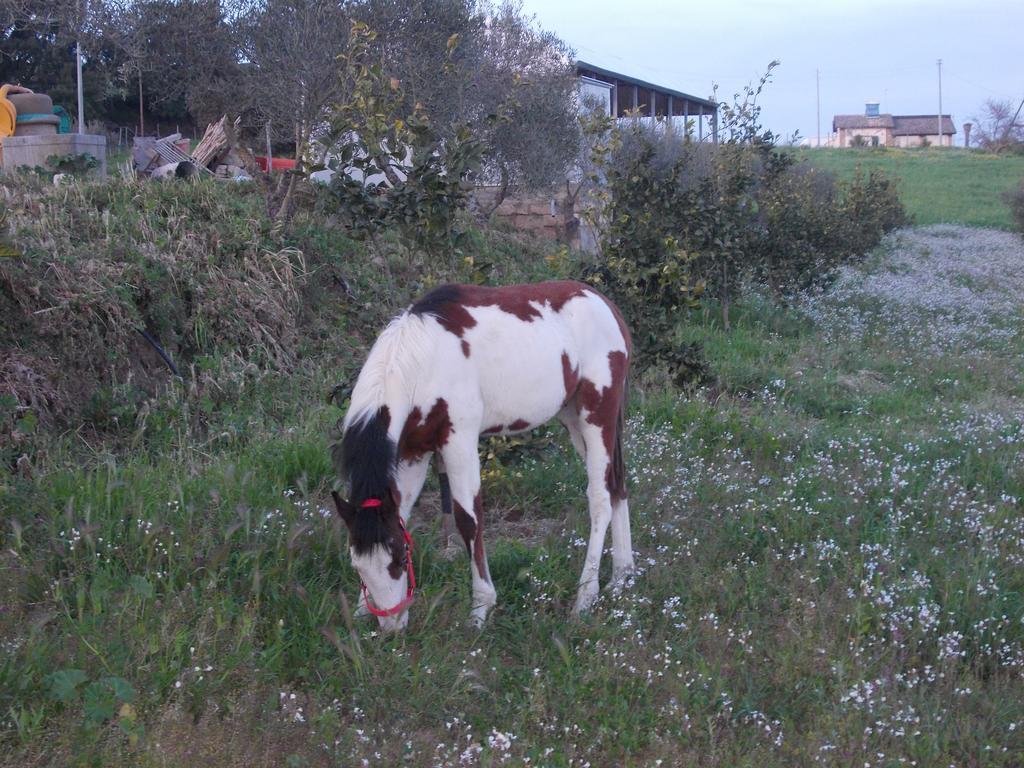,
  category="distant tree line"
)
[0,0,580,199]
